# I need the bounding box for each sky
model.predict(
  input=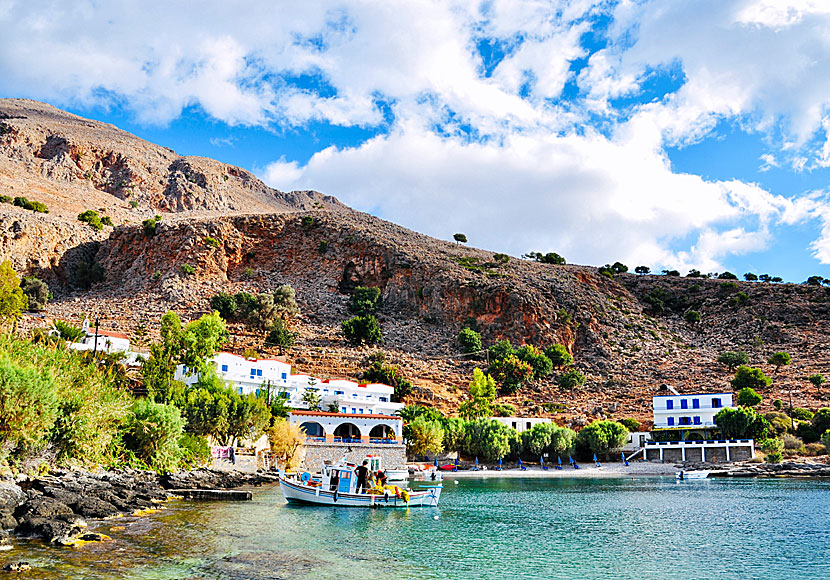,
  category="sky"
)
[2,0,830,283]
